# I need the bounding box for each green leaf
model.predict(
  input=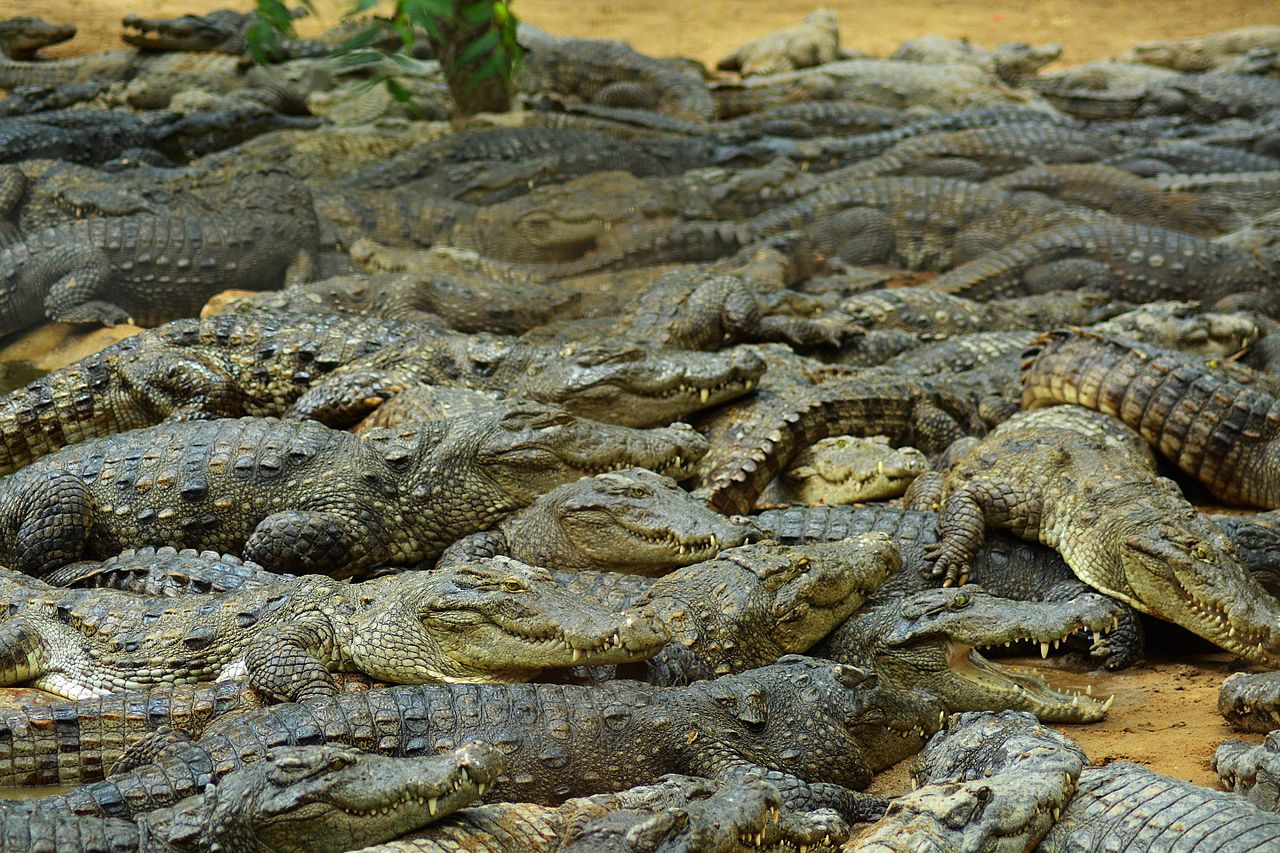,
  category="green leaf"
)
[384,76,414,103]
[257,0,298,35]
[470,49,506,83]
[346,0,383,14]
[453,27,499,68]
[337,47,384,67]
[245,17,285,63]
[459,0,494,25]
[335,26,384,53]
